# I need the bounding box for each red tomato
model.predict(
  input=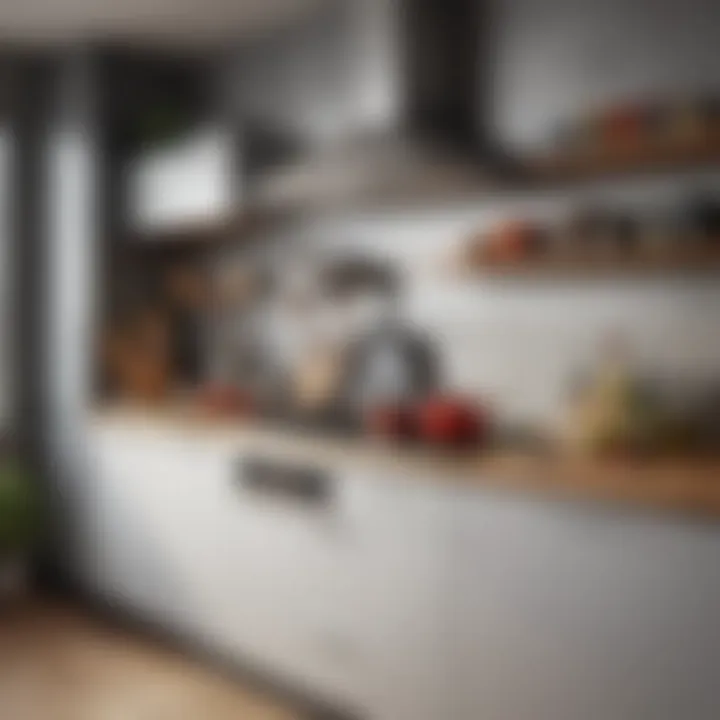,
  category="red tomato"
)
[417,397,489,447]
